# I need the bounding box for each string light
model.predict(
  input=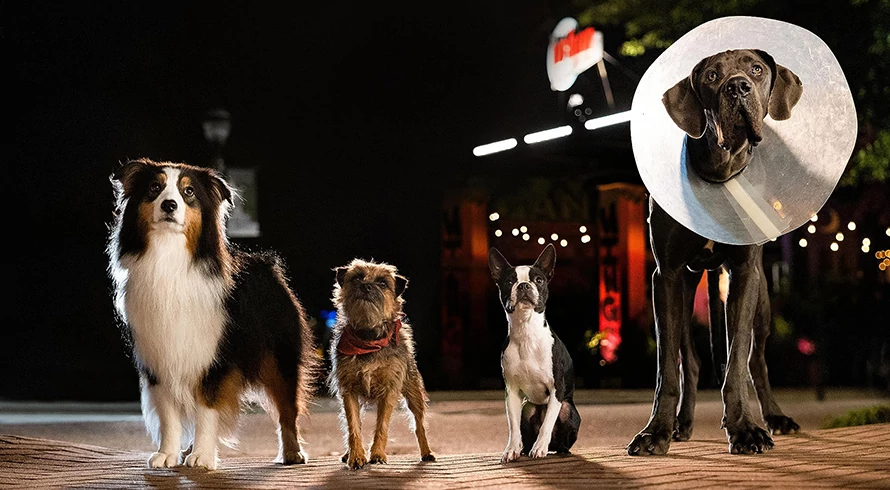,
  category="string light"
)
[537,237,546,245]
[494,229,502,237]
[830,242,839,252]
[579,225,587,233]
[807,224,816,234]
[886,227,890,236]
[862,245,870,253]
[811,214,818,222]
[560,239,568,247]
[551,233,559,241]
[799,238,808,248]
[581,235,591,244]
[863,238,871,246]
[512,228,519,236]
[847,221,856,231]
[520,226,527,233]
[836,232,844,241]
[522,233,530,241]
